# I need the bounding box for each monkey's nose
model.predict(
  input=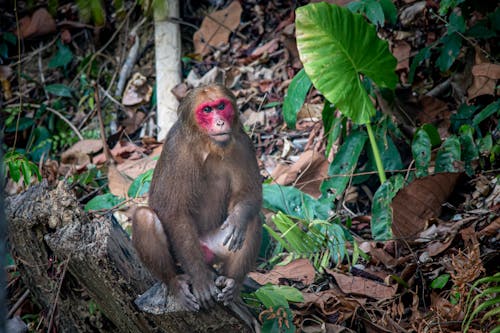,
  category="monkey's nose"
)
[216,119,225,127]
